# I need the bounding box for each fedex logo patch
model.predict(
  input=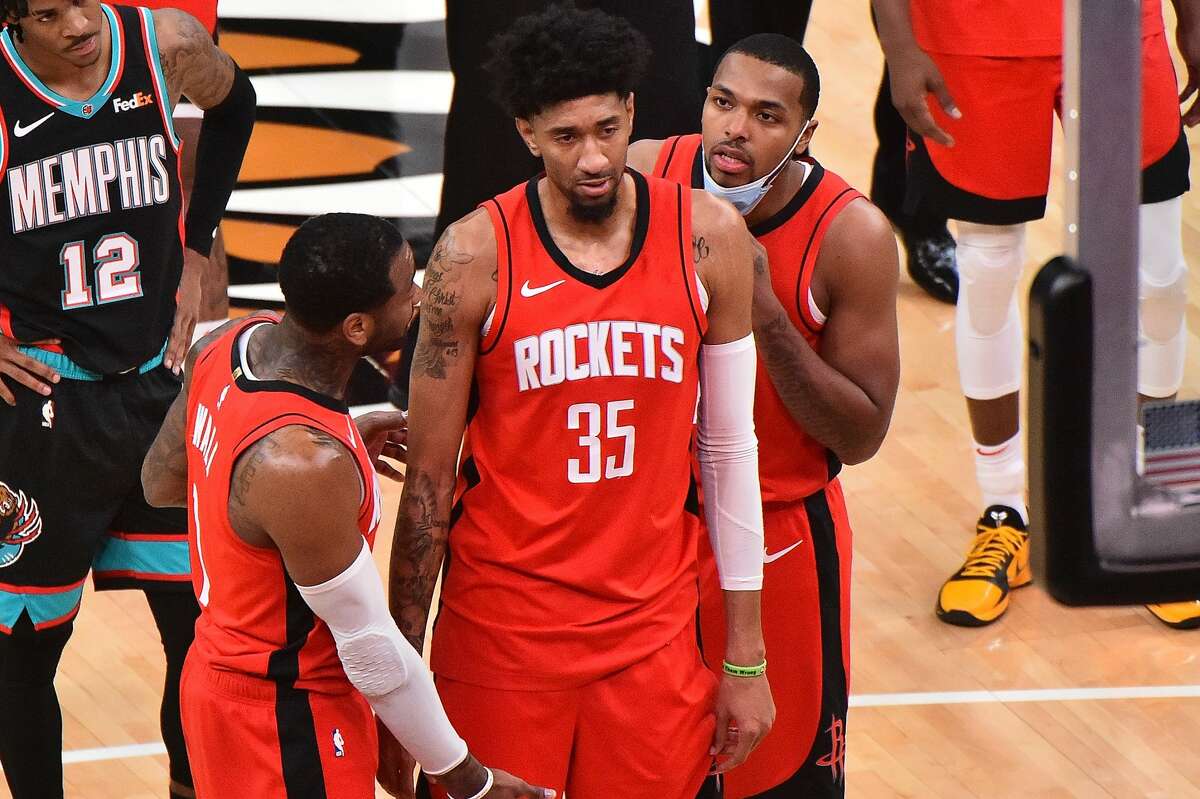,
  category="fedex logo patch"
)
[113,91,155,113]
